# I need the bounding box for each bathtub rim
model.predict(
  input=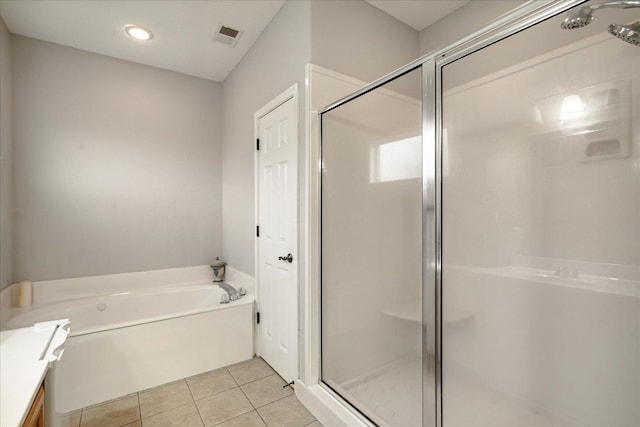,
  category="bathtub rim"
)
[4,282,255,337]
